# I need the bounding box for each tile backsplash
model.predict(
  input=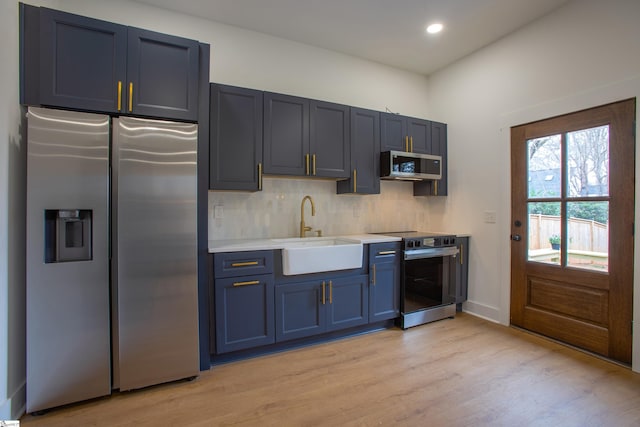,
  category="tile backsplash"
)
[208,177,433,240]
